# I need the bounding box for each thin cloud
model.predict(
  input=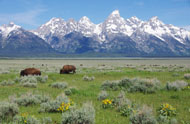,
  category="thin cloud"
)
[0,8,47,27]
